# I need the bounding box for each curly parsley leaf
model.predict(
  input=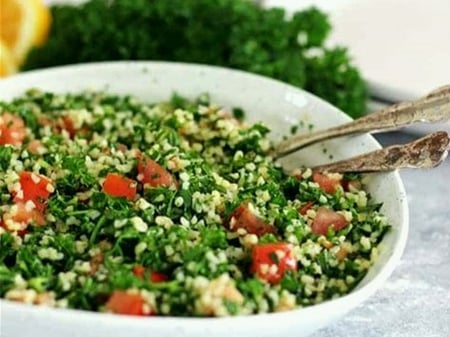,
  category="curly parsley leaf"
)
[23,0,367,118]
